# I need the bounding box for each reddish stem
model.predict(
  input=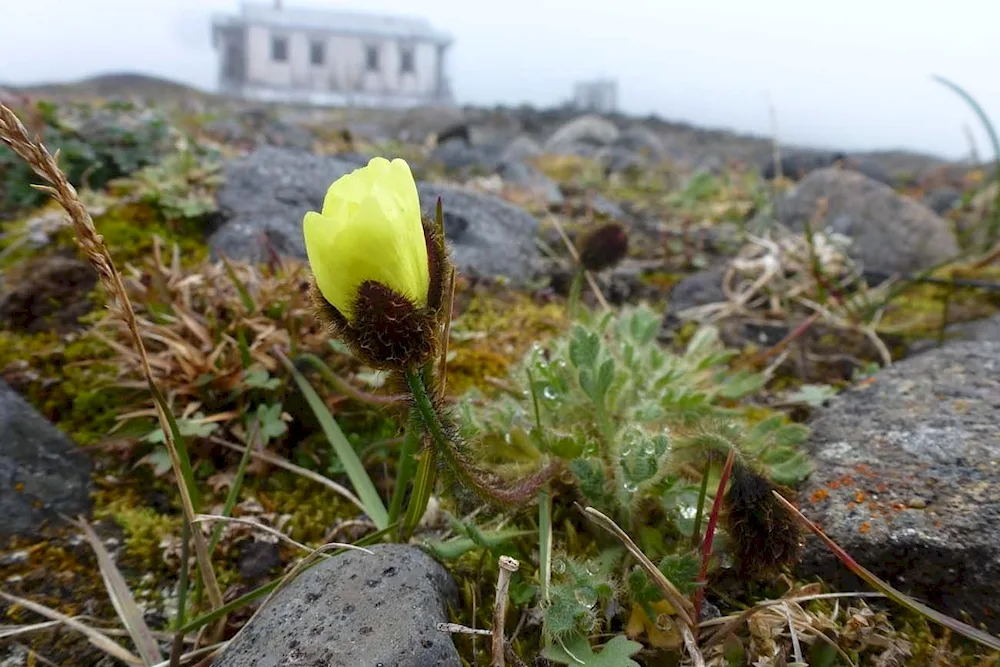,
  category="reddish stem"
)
[692,448,736,626]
